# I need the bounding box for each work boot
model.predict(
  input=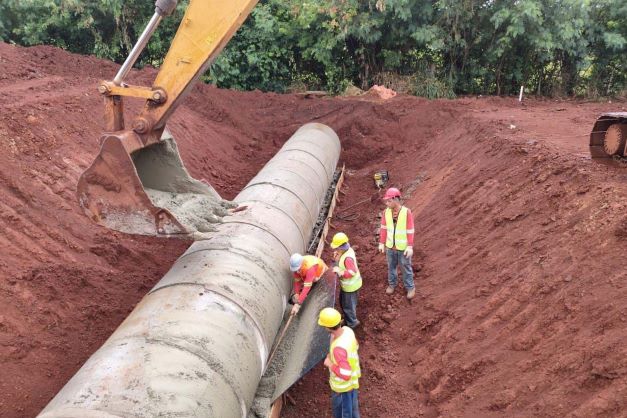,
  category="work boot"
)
[385,286,395,295]
[406,288,416,300]
[349,320,361,329]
